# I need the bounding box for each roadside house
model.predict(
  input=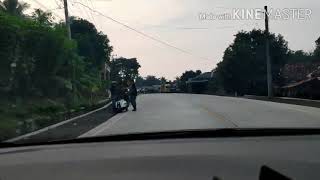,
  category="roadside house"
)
[279,63,320,99]
[186,71,214,94]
